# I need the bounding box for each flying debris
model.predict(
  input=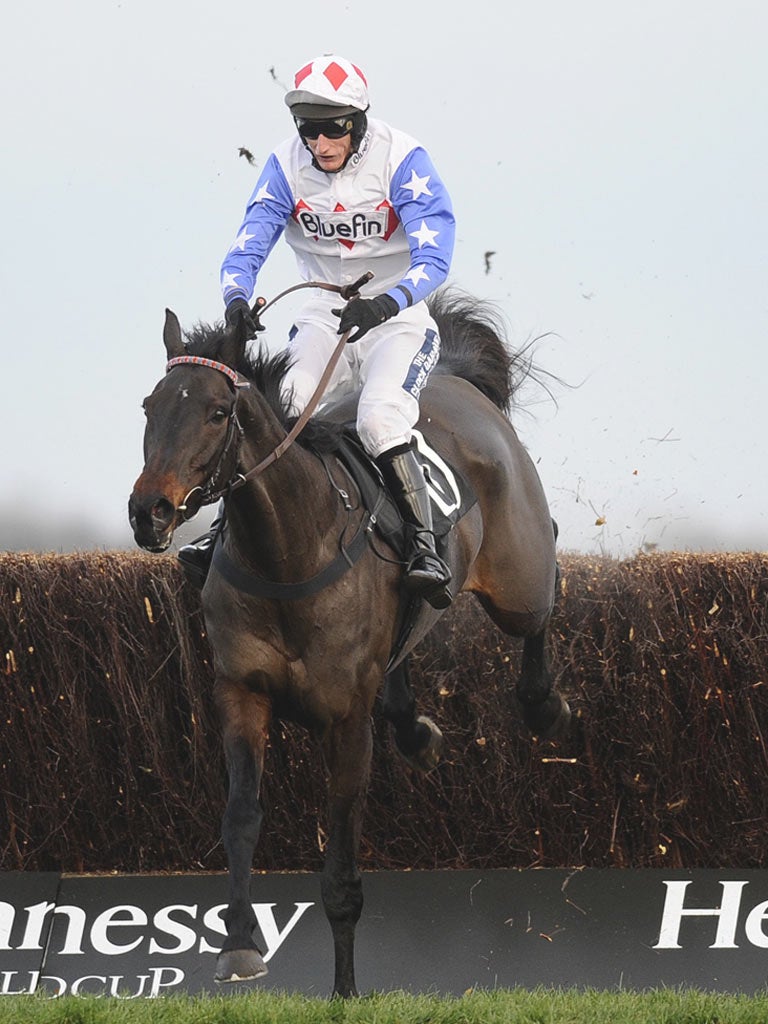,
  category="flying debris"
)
[268,65,290,91]
[238,147,256,166]
[484,250,496,275]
